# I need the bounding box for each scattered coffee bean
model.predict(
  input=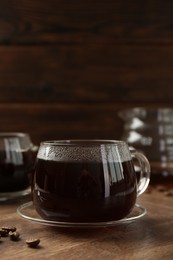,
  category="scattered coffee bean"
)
[26,238,40,248]
[2,226,16,233]
[9,231,20,241]
[0,224,41,249]
[0,229,9,237]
